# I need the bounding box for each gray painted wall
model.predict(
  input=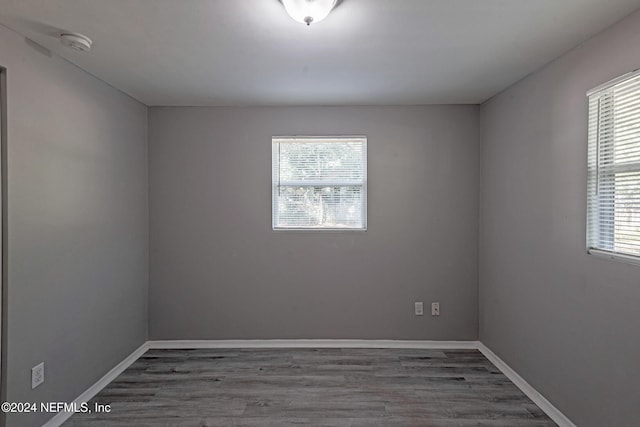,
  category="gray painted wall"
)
[0,25,149,426]
[149,106,479,340]
[479,9,640,427]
